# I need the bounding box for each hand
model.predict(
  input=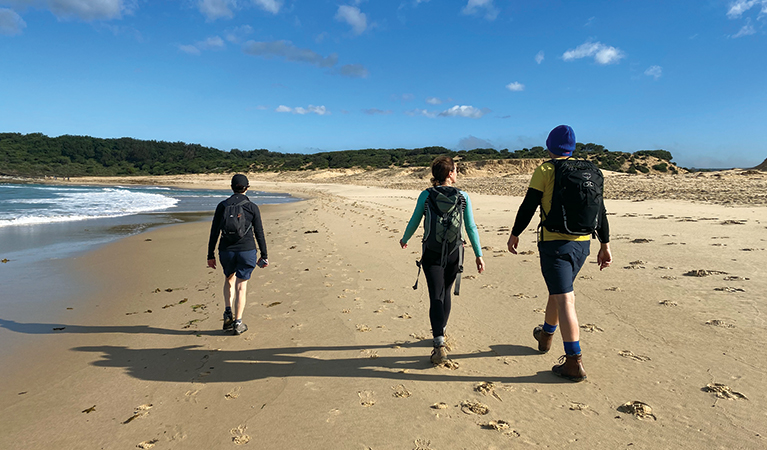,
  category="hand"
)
[399,239,407,249]
[257,257,269,268]
[207,259,216,269]
[475,256,485,274]
[507,234,519,254]
[597,243,612,271]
